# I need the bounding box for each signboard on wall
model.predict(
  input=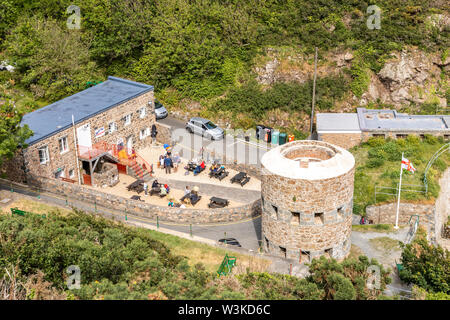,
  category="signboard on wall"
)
[95,127,105,138]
